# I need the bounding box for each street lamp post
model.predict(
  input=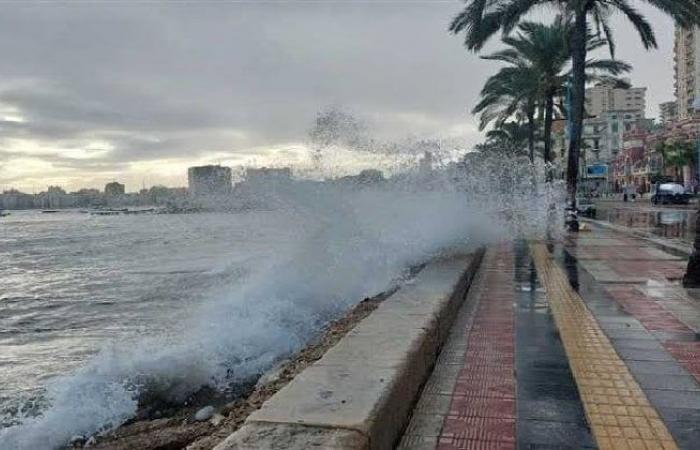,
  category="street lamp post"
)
[683,99,700,287]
